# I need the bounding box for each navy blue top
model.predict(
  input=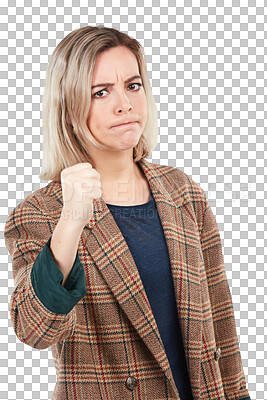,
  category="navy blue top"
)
[31,188,193,400]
